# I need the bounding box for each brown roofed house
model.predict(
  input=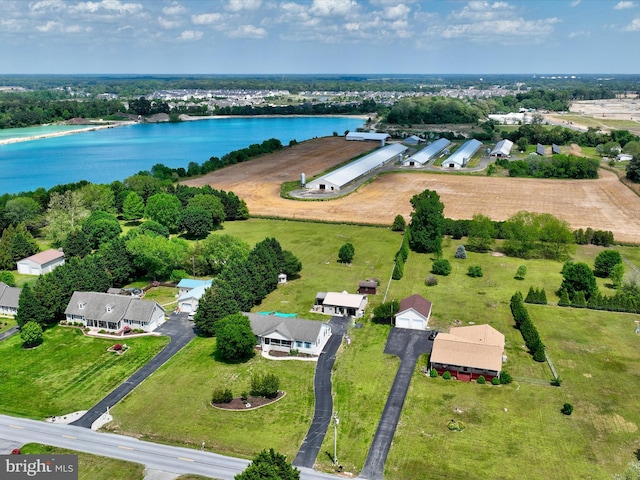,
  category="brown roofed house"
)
[429,324,505,382]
